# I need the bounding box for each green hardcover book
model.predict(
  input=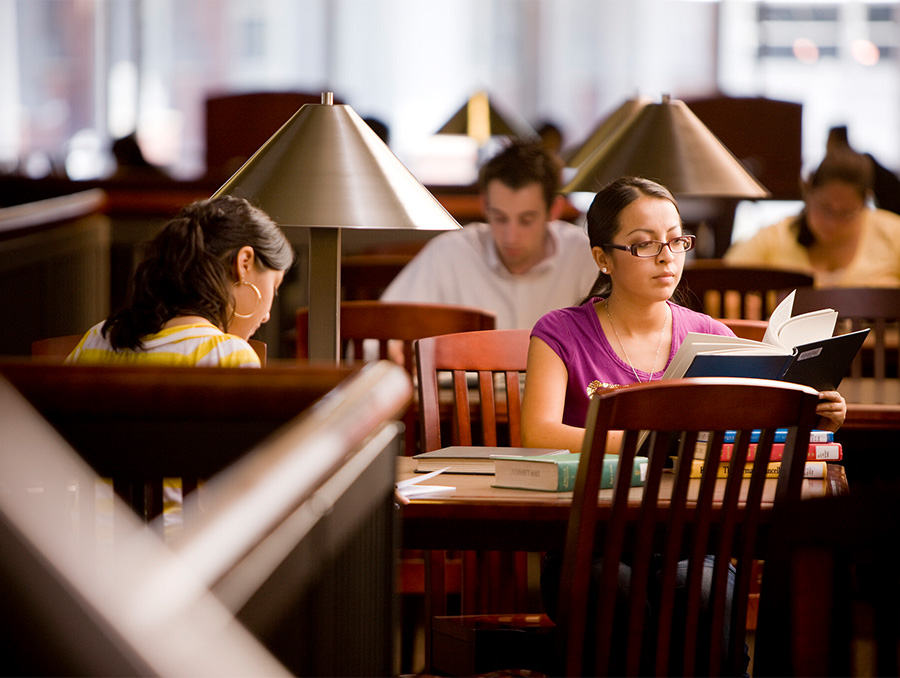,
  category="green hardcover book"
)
[491,453,648,492]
